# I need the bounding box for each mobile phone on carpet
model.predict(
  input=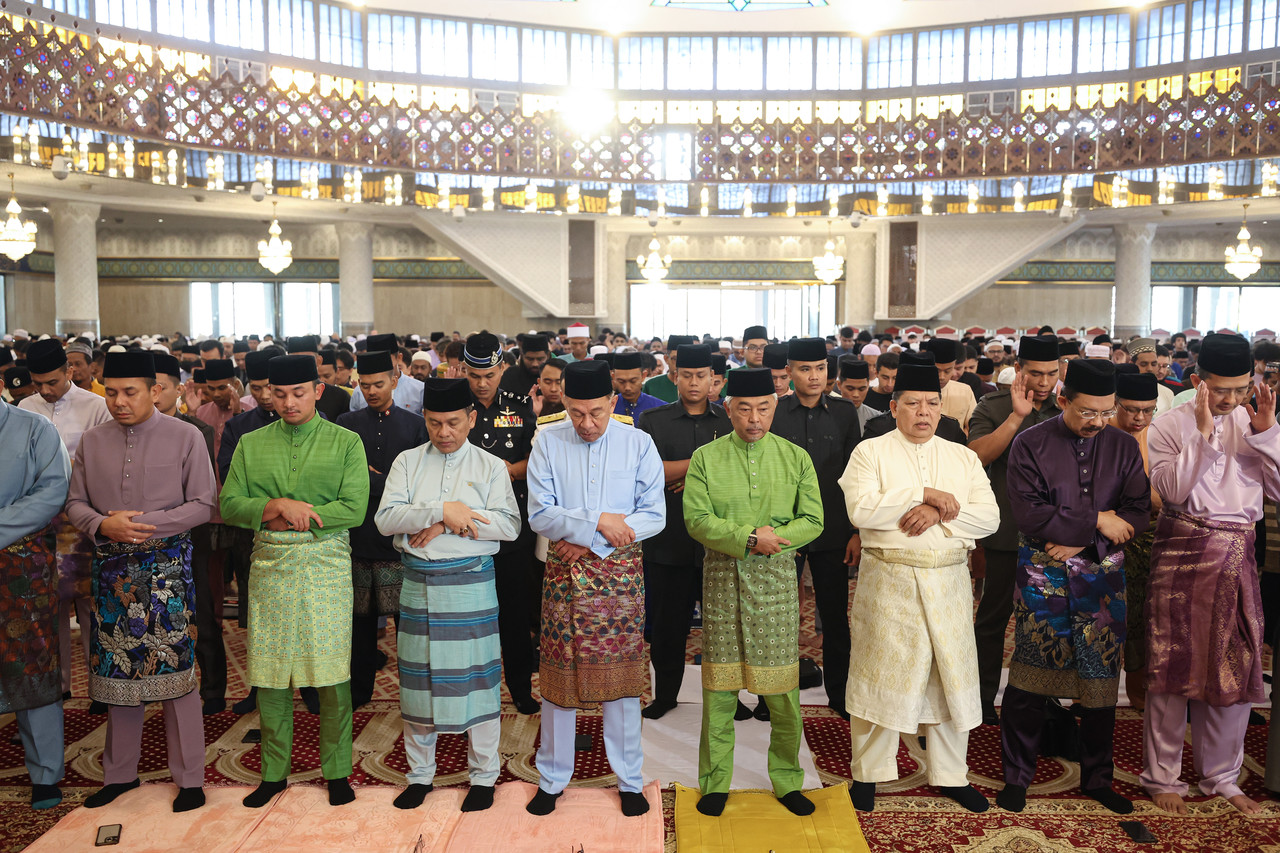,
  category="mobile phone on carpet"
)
[1119,821,1156,844]
[242,728,262,743]
[95,824,122,846]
